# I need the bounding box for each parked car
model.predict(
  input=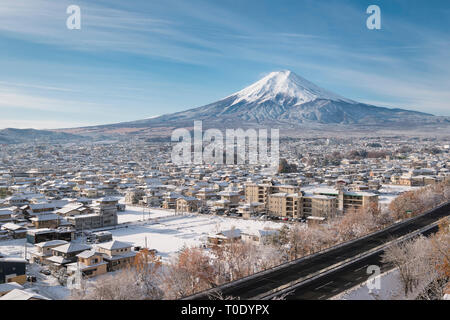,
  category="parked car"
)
[40,269,51,276]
